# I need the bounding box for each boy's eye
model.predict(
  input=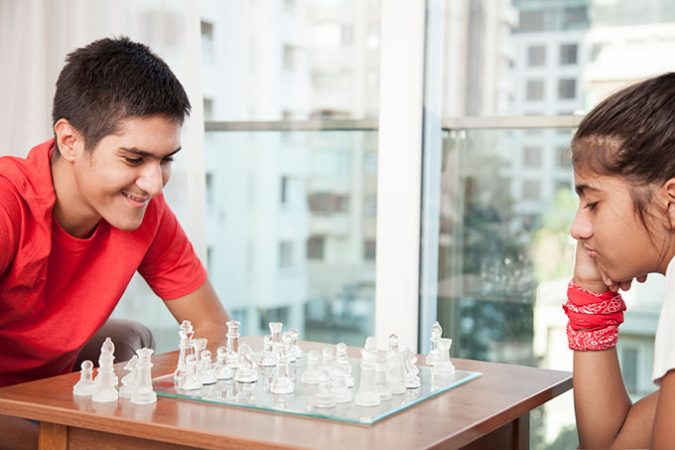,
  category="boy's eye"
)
[124,156,142,165]
[161,156,174,164]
